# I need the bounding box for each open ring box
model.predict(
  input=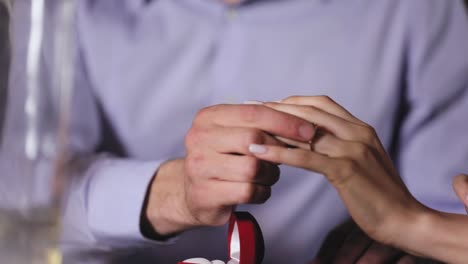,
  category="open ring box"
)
[178,212,264,264]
